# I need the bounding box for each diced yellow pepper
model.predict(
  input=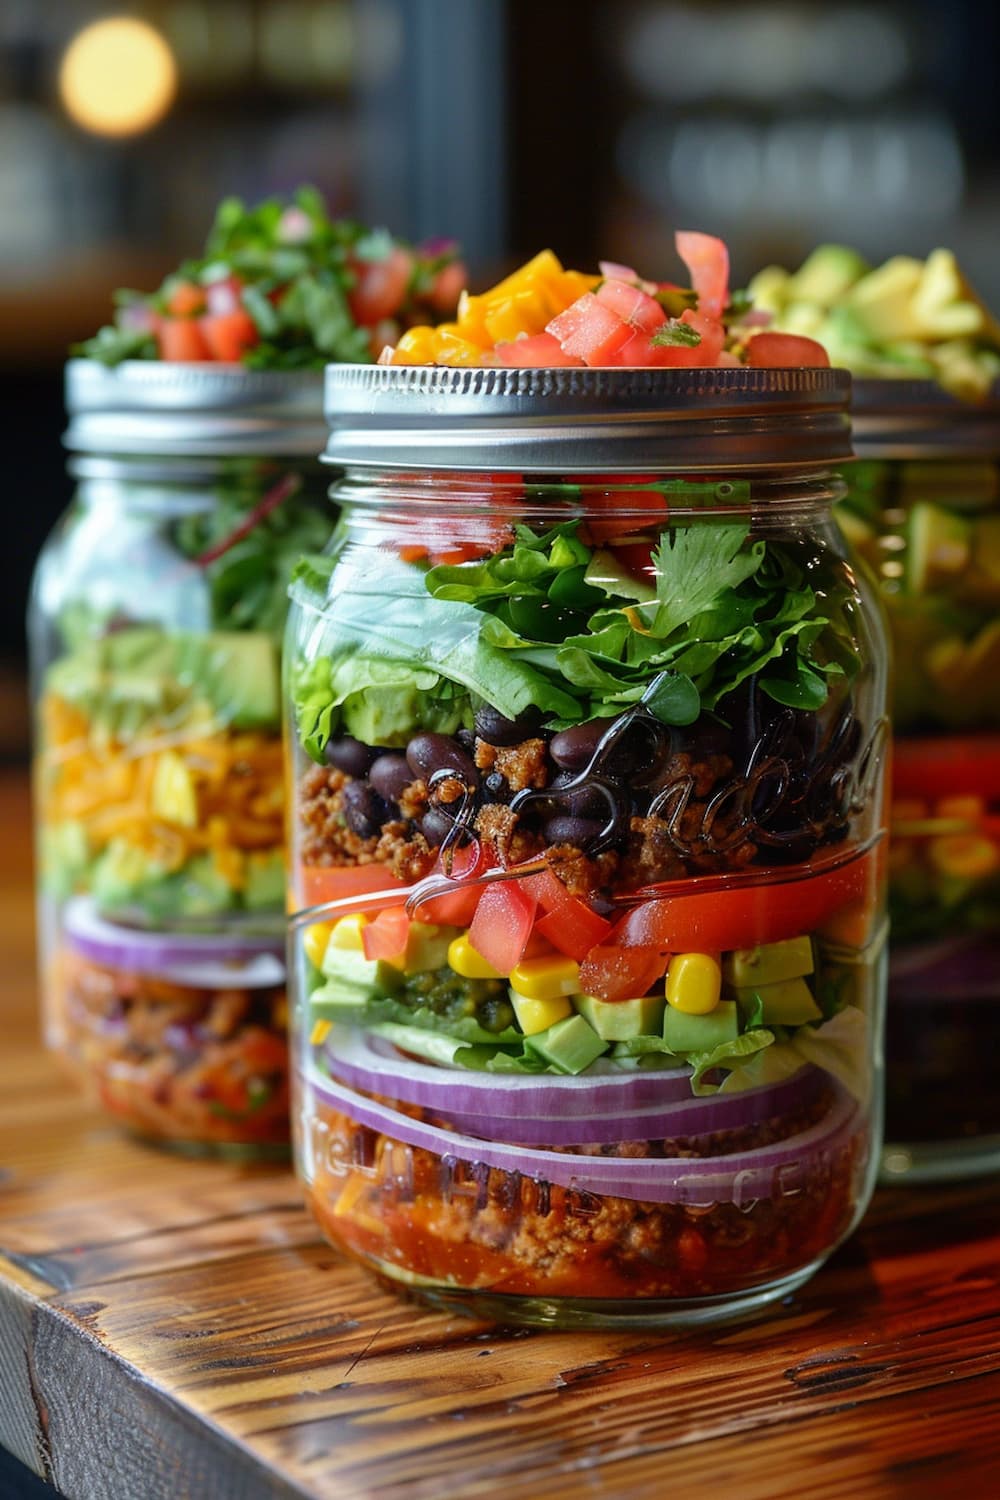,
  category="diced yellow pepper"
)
[328,913,368,952]
[484,289,555,344]
[150,751,198,828]
[508,955,581,1001]
[554,269,601,306]
[303,922,334,970]
[391,327,440,364]
[432,329,486,367]
[310,1018,332,1046]
[482,249,565,304]
[510,989,572,1036]
[456,290,492,345]
[448,934,501,980]
[927,833,999,881]
[665,953,722,1015]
